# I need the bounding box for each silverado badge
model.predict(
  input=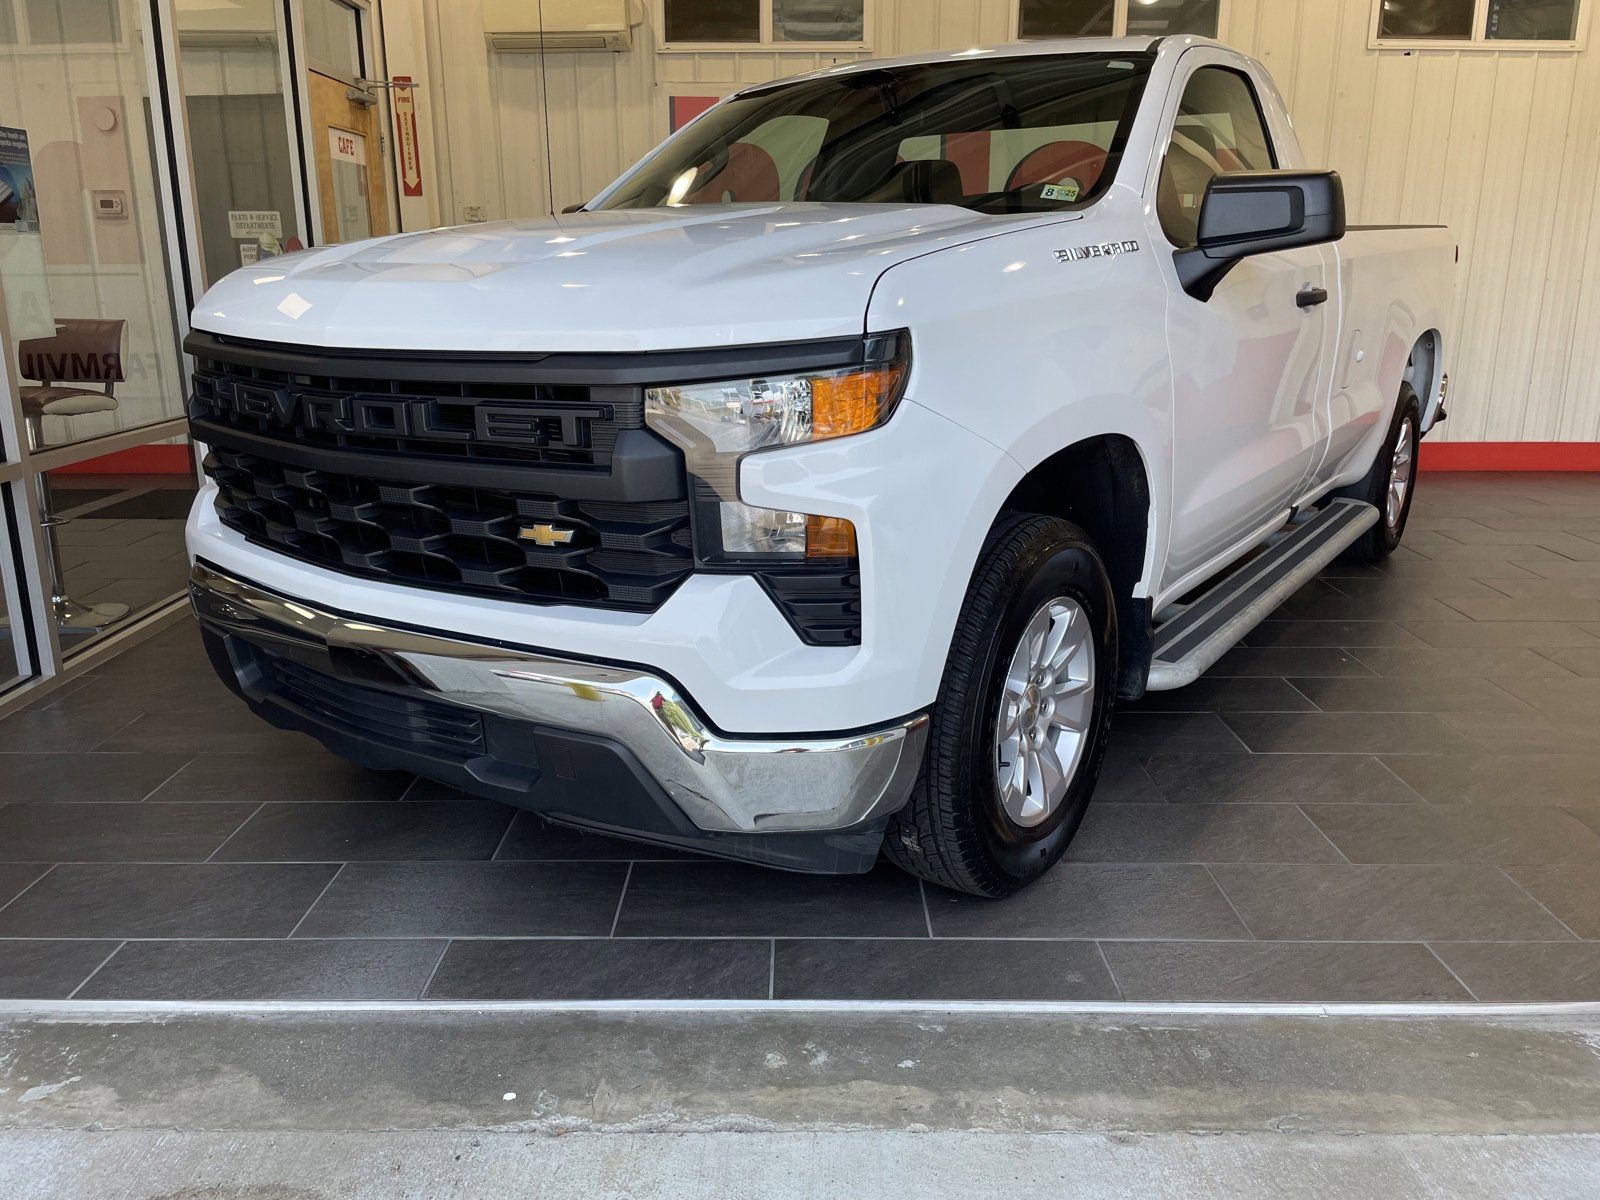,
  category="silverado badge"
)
[1055,240,1140,263]
[519,524,577,547]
